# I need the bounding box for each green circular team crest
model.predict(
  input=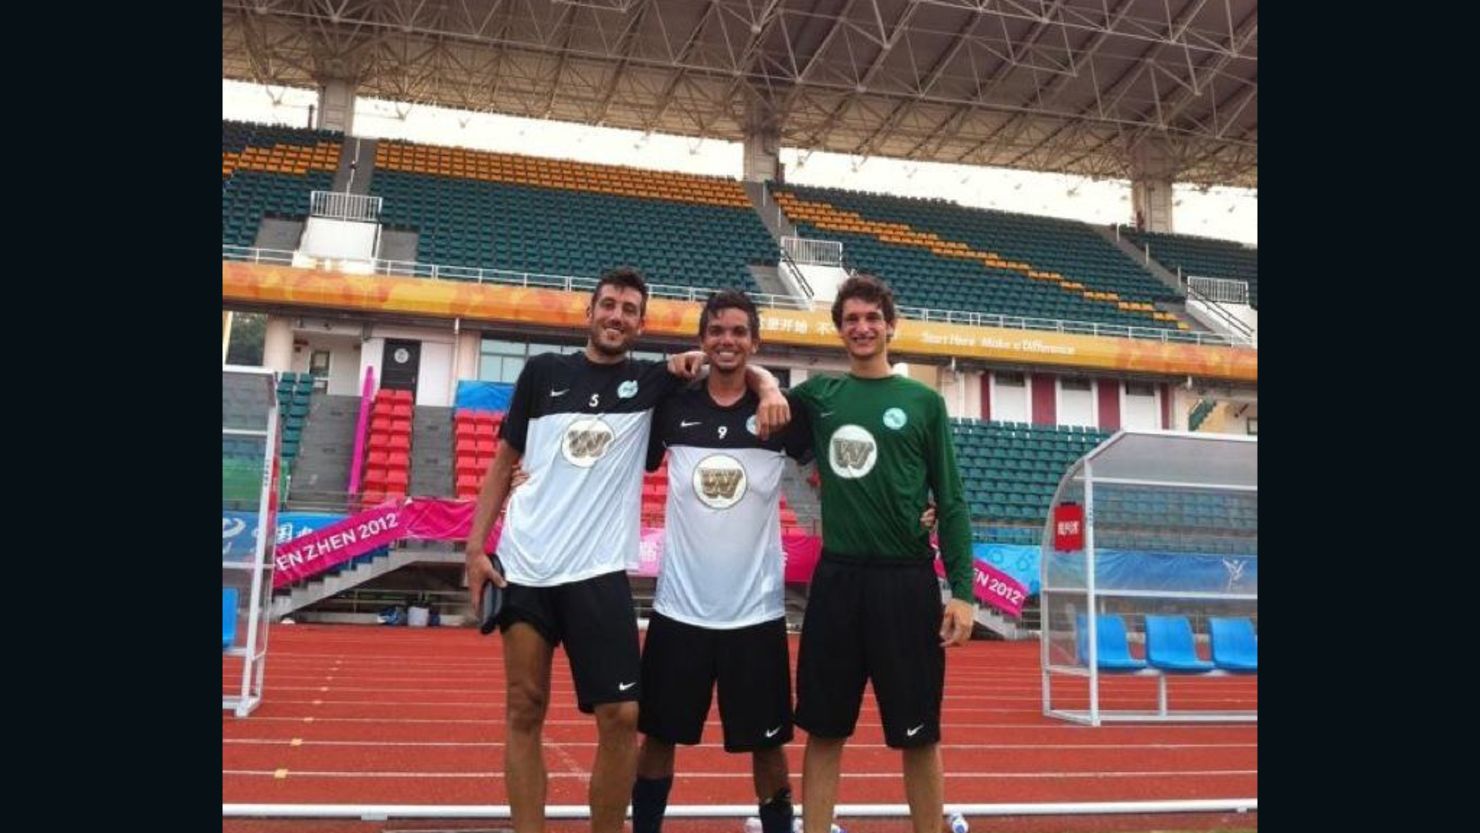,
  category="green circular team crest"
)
[883,407,907,430]
[618,380,638,398]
